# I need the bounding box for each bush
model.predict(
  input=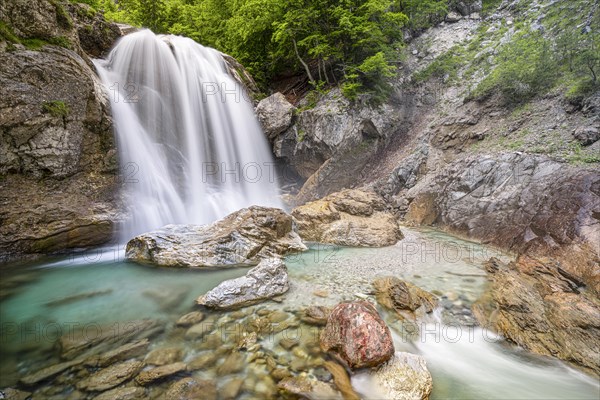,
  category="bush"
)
[472,31,559,104]
[42,101,70,118]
